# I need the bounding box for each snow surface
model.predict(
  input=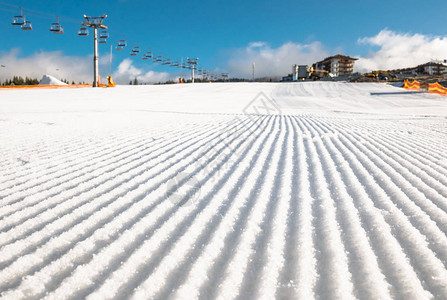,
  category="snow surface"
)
[39,74,67,85]
[0,82,447,299]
